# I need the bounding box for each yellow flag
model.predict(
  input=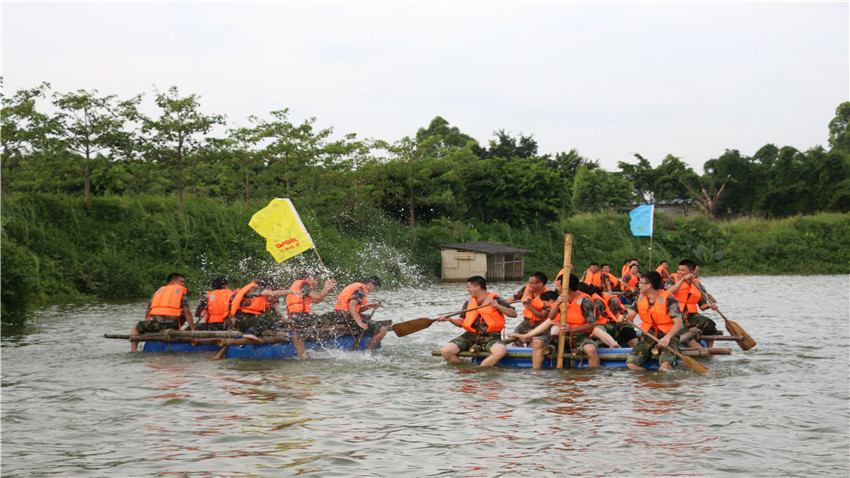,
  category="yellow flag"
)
[249,198,314,263]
